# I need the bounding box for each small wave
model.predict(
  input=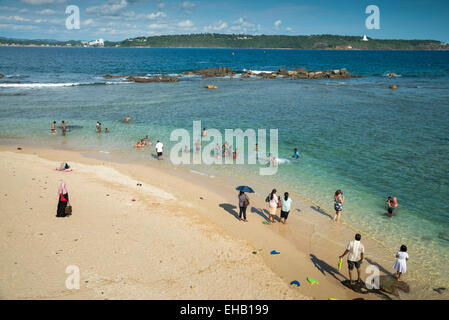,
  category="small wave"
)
[247,70,276,74]
[382,72,402,78]
[0,81,133,88]
[0,82,82,88]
